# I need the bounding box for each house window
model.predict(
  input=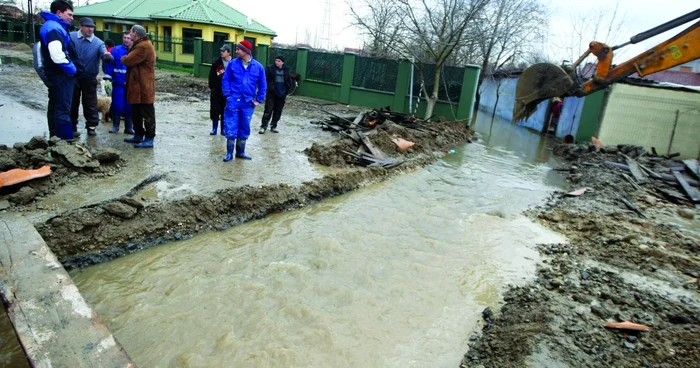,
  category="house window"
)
[182,28,202,54]
[163,26,172,52]
[214,32,228,44]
